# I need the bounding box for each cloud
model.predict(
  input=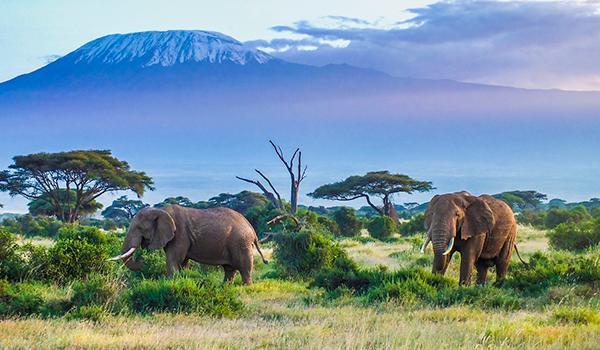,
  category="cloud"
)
[249,1,600,90]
